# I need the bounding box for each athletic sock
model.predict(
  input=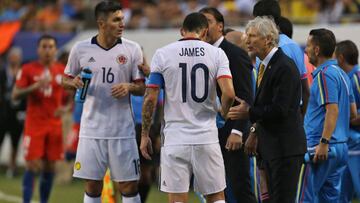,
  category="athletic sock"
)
[213,200,226,203]
[84,192,101,203]
[39,172,54,203]
[22,170,35,203]
[122,193,141,203]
